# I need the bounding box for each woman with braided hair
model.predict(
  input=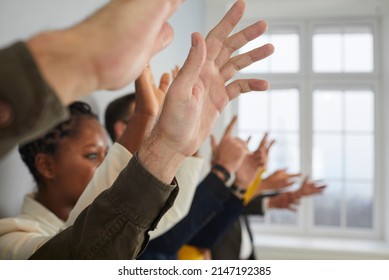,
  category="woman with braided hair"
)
[0,101,109,259]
